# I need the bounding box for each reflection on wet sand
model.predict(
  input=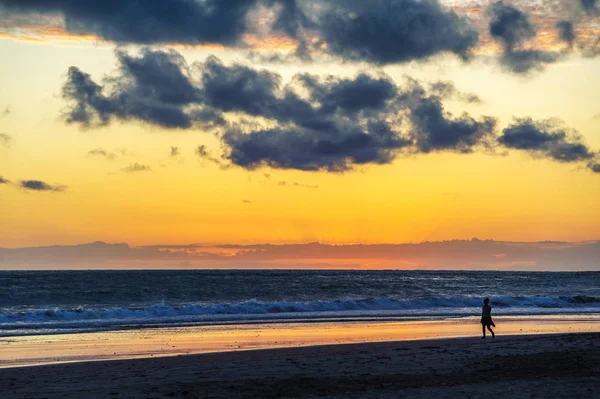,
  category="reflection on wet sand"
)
[1,315,598,368]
